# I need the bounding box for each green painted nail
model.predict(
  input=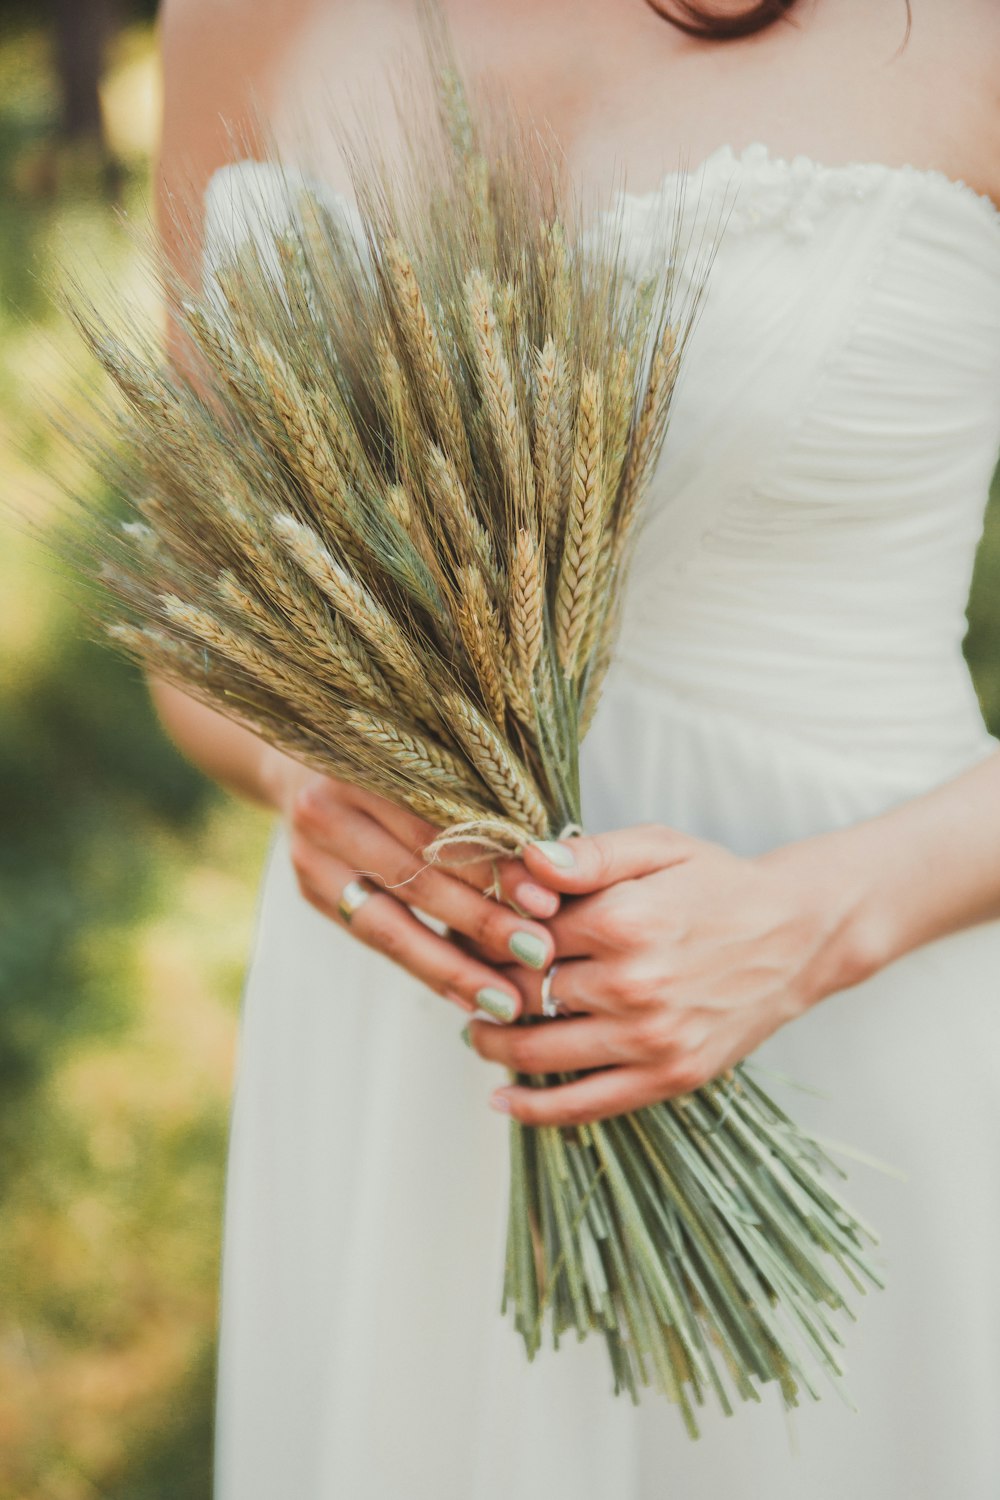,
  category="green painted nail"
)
[531,839,575,869]
[460,1023,472,1048]
[475,987,518,1023]
[509,930,548,969]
